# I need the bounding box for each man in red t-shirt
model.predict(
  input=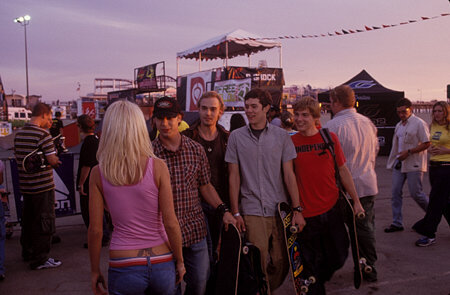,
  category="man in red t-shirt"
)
[291,97,364,294]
